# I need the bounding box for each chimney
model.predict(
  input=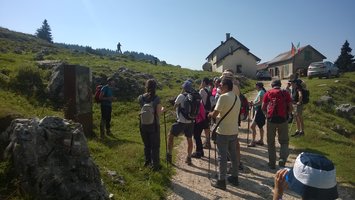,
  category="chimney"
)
[226,33,230,41]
